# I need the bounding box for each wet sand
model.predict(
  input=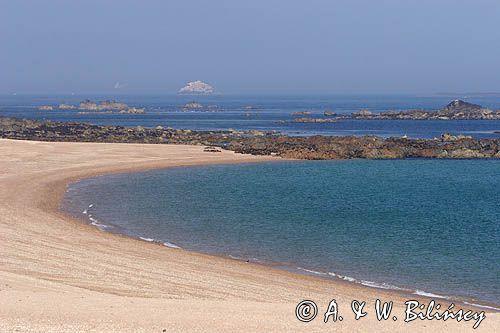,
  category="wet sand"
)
[0,139,498,332]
